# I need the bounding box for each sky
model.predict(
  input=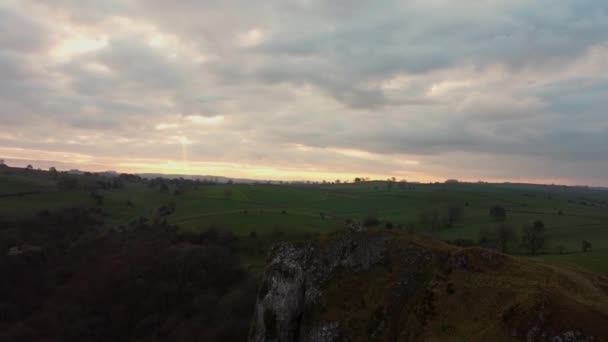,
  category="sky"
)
[1,0,607,185]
